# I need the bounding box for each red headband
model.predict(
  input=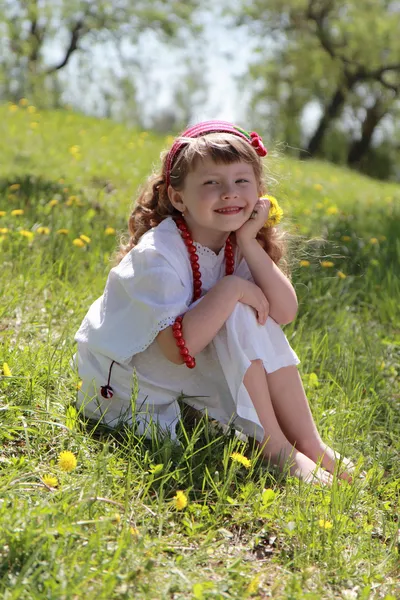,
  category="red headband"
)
[164,120,268,187]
